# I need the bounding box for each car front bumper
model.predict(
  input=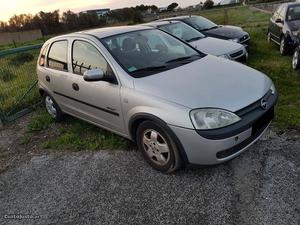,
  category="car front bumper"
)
[170,90,277,165]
